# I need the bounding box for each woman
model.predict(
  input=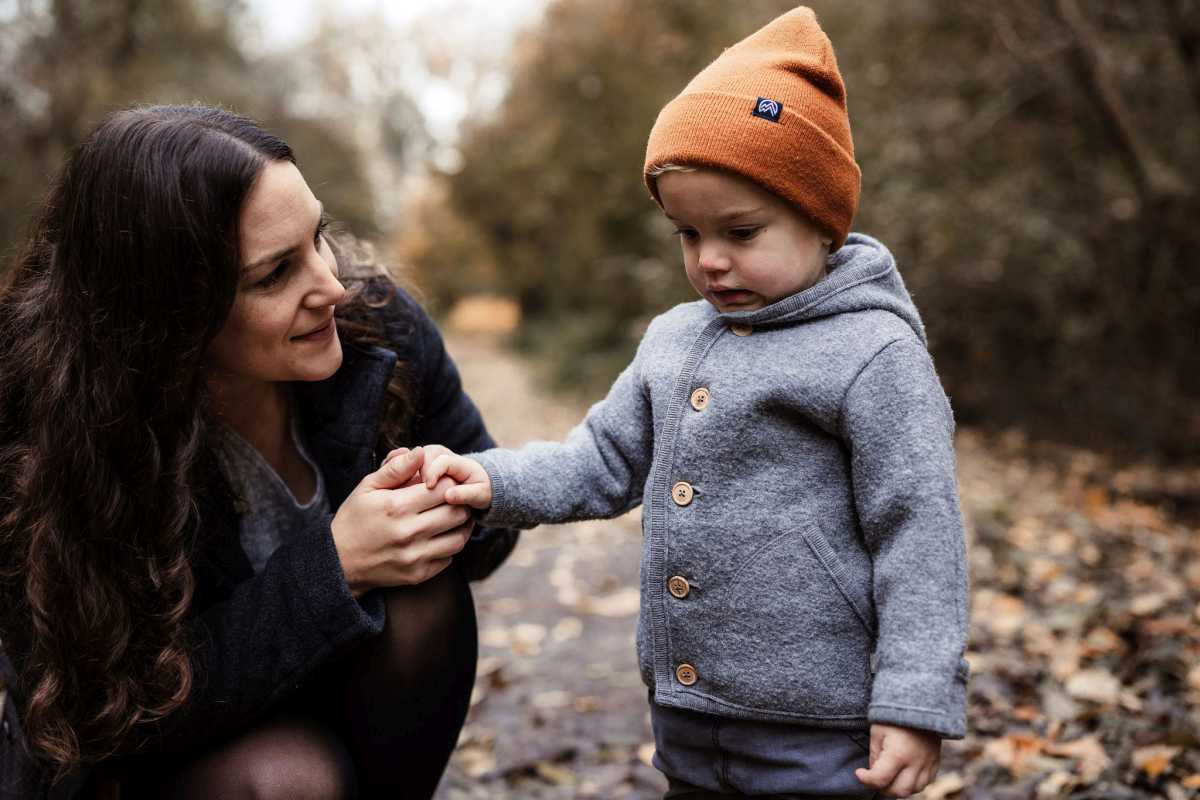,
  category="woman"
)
[0,105,516,798]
